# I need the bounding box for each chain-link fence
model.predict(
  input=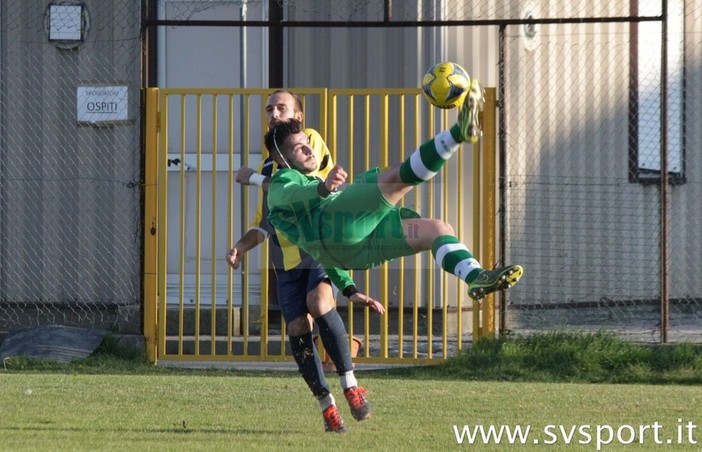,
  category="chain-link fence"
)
[148,0,702,344]
[2,0,700,347]
[0,1,143,334]
[159,1,650,23]
[501,1,702,343]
